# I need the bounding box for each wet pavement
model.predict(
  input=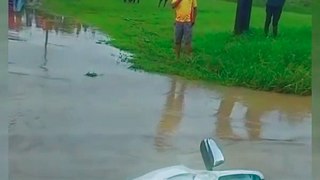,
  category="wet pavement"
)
[8,8,312,180]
